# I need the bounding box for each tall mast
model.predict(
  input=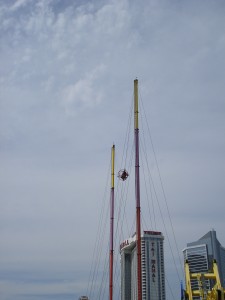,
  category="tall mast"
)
[134,79,142,300]
[109,144,115,300]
